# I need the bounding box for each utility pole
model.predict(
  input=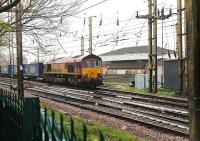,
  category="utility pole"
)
[184,0,187,92]
[15,3,24,98]
[136,0,171,93]
[152,0,157,93]
[88,16,96,55]
[177,0,184,94]
[161,16,164,87]
[149,0,153,93]
[136,0,153,92]
[186,0,200,140]
[81,35,84,55]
